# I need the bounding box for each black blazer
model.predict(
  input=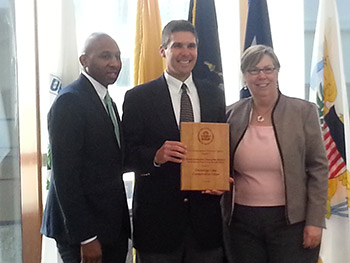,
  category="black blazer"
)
[122,75,226,253]
[41,74,130,245]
